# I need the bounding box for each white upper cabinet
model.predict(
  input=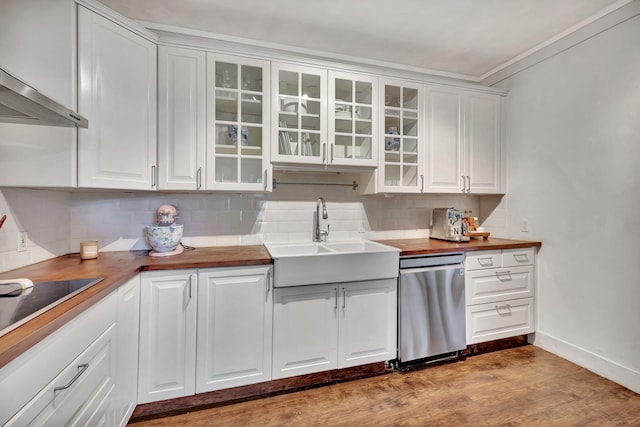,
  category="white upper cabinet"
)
[424,85,503,194]
[328,71,378,167]
[158,46,206,190]
[377,79,424,193]
[207,54,272,191]
[272,62,327,165]
[0,0,77,187]
[77,6,157,190]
